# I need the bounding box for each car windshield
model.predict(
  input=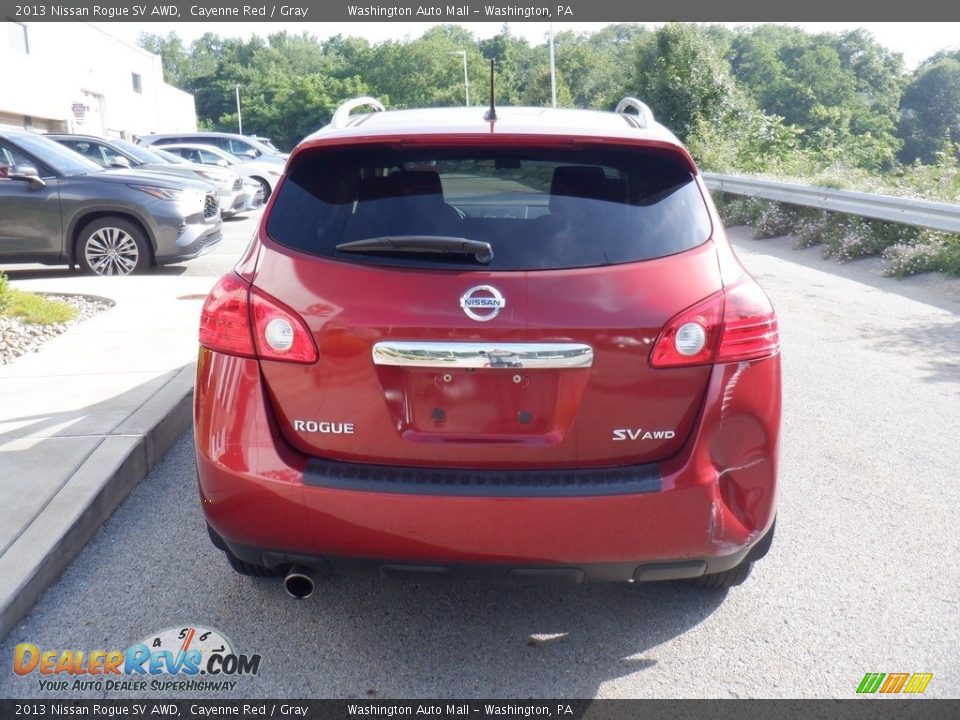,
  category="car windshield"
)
[18,133,101,175]
[112,138,169,164]
[244,137,280,156]
[267,145,712,271]
[187,146,238,165]
[152,147,192,164]
[253,137,282,153]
